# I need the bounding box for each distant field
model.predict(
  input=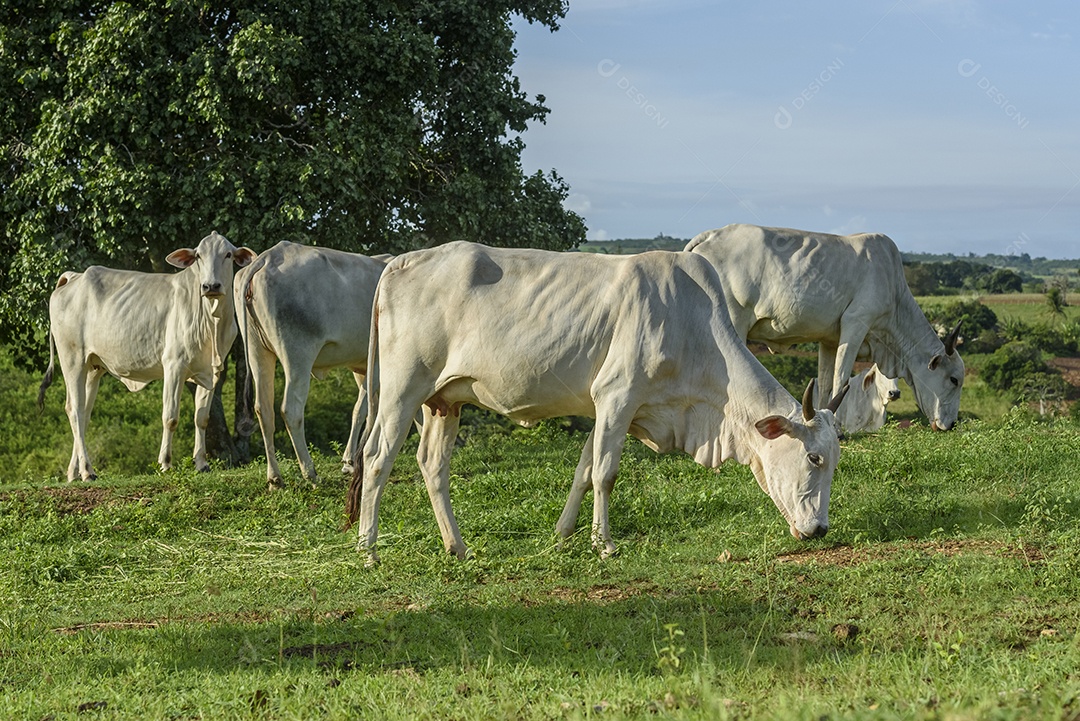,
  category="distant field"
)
[976,293,1080,324]
[916,293,1080,324]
